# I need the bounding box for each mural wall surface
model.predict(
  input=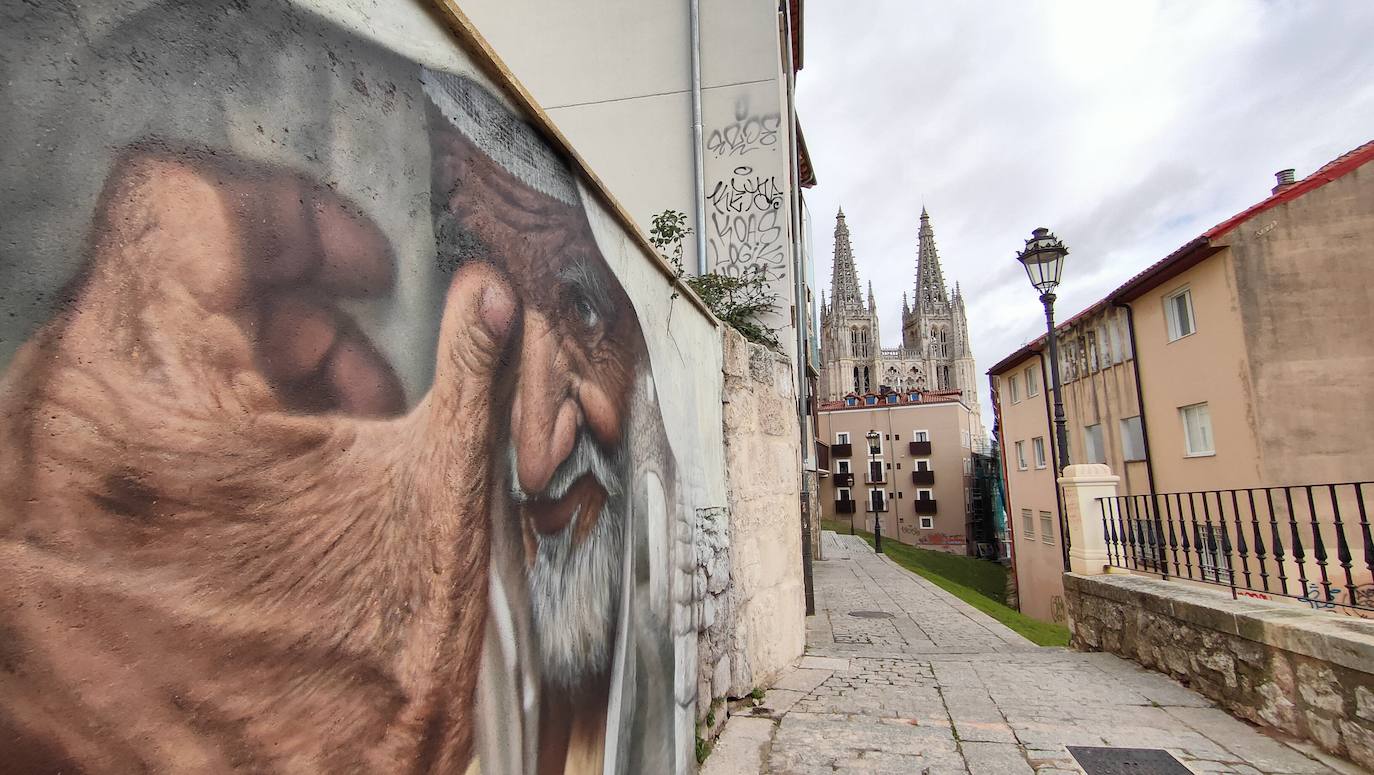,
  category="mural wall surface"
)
[0,1,722,772]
